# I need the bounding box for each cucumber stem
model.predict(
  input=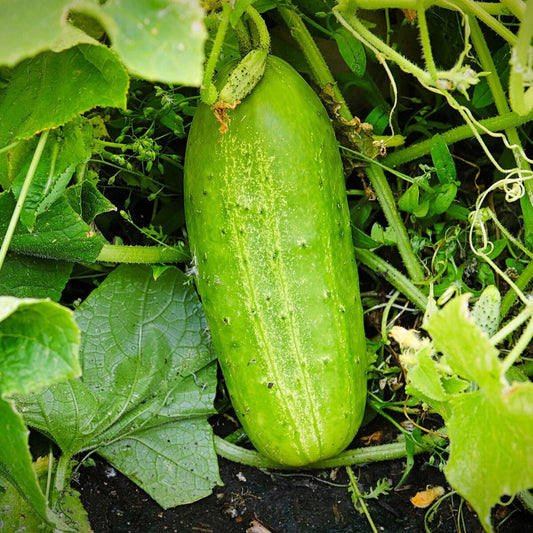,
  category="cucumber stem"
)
[382,110,533,167]
[214,432,445,470]
[0,130,49,273]
[200,2,232,105]
[364,164,426,282]
[355,248,428,311]
[245,5,270,51]
[277,4,353,121]
[500,260,533,320]
[96,243,189,264]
